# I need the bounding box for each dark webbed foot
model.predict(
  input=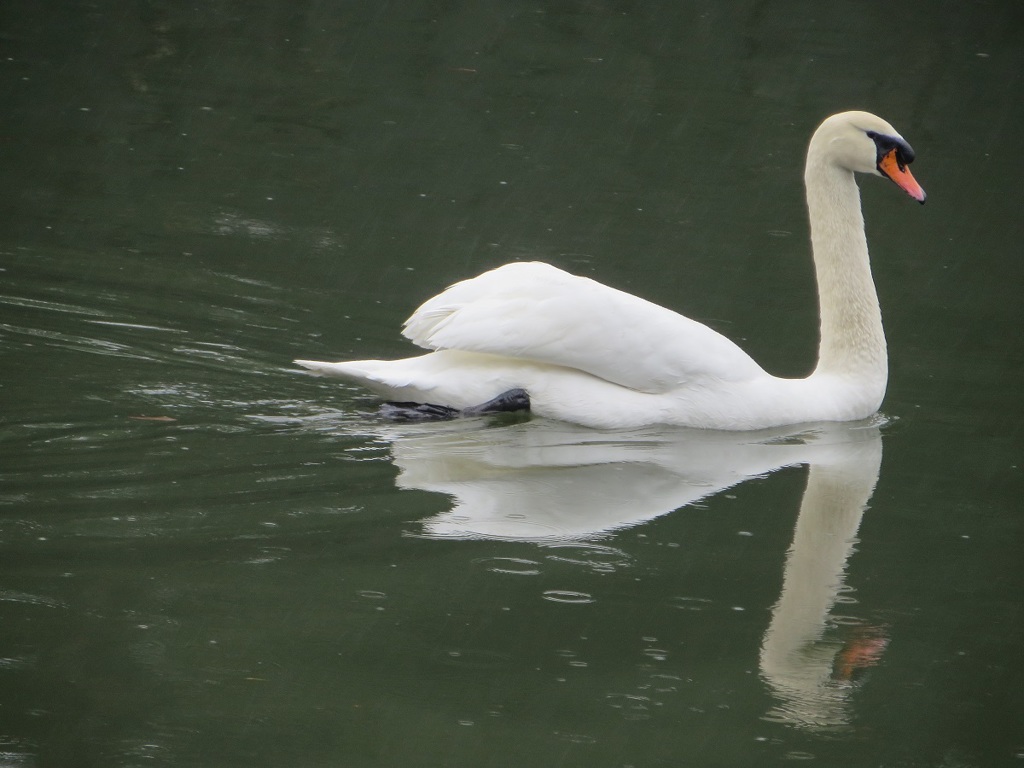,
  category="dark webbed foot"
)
[462,388,530,416]
[380,388,530,422]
